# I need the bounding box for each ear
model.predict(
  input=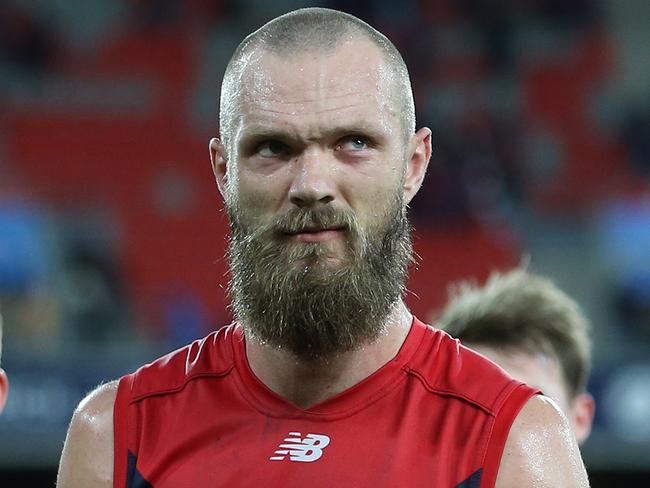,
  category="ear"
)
[0,368,8,414]
[209,137,229,201]
[403,127,432,205]
[570,392,595,445]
